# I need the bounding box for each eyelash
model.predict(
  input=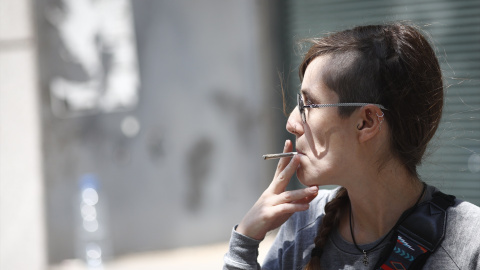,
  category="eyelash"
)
[304,97,313,105]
